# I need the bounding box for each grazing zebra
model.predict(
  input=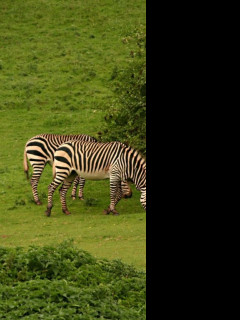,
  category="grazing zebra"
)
[45,141,146,216]
[23,134,97,205]
[24,134,132,205]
